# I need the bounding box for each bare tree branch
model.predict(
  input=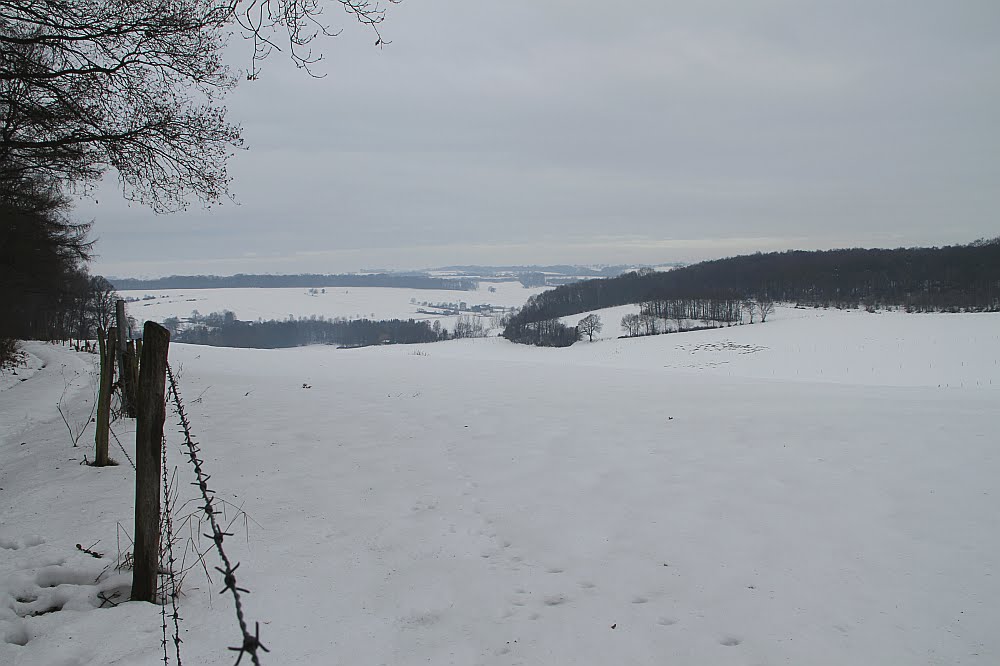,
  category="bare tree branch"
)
[0,0,400,210]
